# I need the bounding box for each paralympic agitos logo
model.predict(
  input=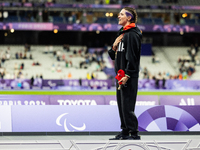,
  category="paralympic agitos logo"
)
[56,113,86,132]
